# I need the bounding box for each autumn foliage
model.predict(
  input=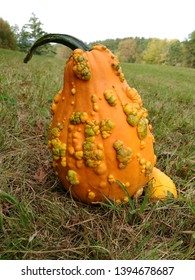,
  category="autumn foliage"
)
[0,18,17,50]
